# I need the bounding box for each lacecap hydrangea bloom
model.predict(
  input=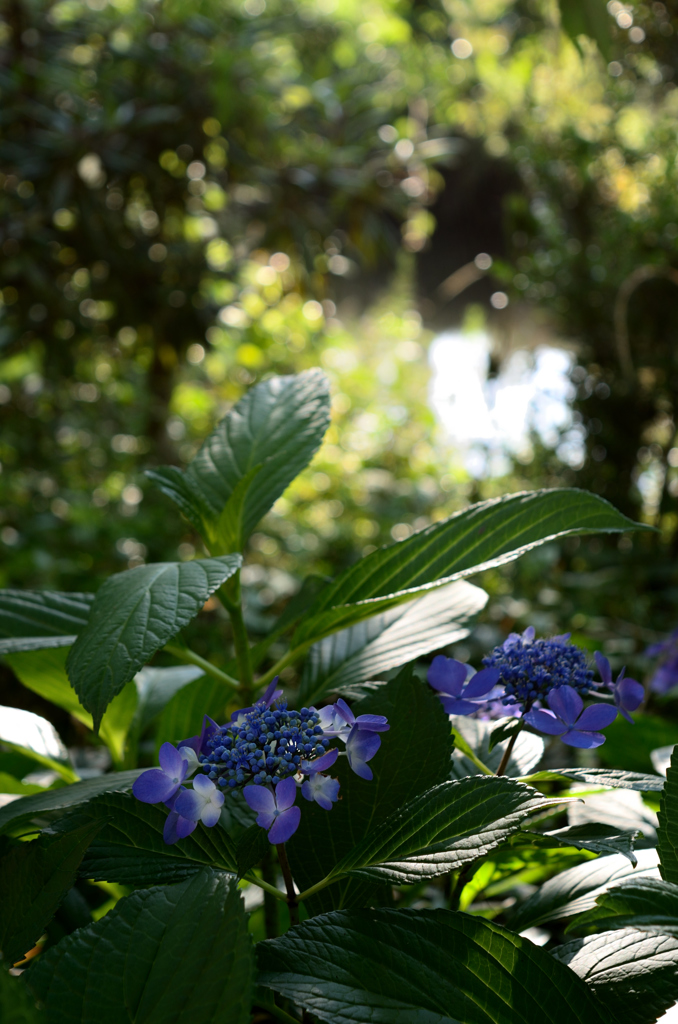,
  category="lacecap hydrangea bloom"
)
[133,680,389,845]
[645,629,678,695]
[429,627,632,750]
